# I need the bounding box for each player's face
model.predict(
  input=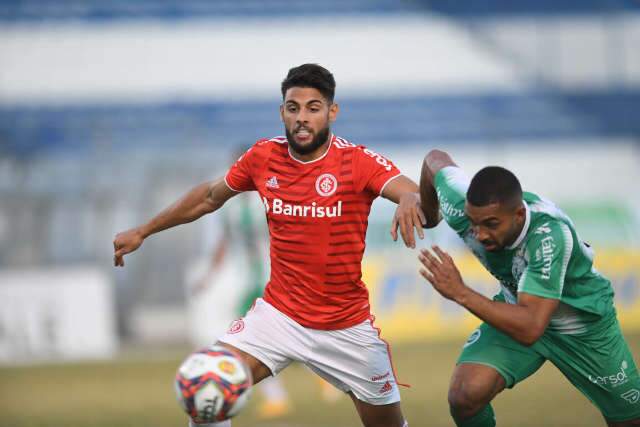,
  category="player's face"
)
[465,202,525,252]
[280,87,338,156]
